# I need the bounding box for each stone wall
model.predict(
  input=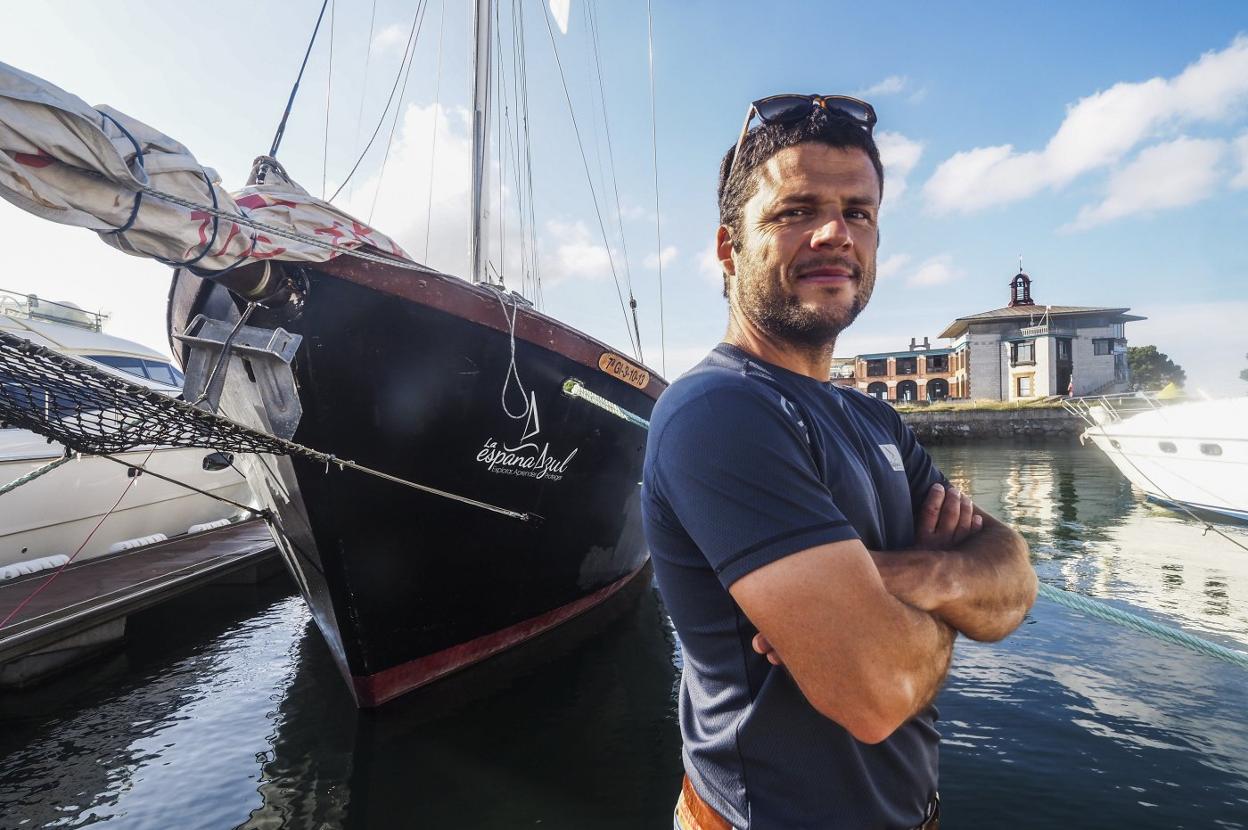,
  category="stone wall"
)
[899,406,1085,444]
